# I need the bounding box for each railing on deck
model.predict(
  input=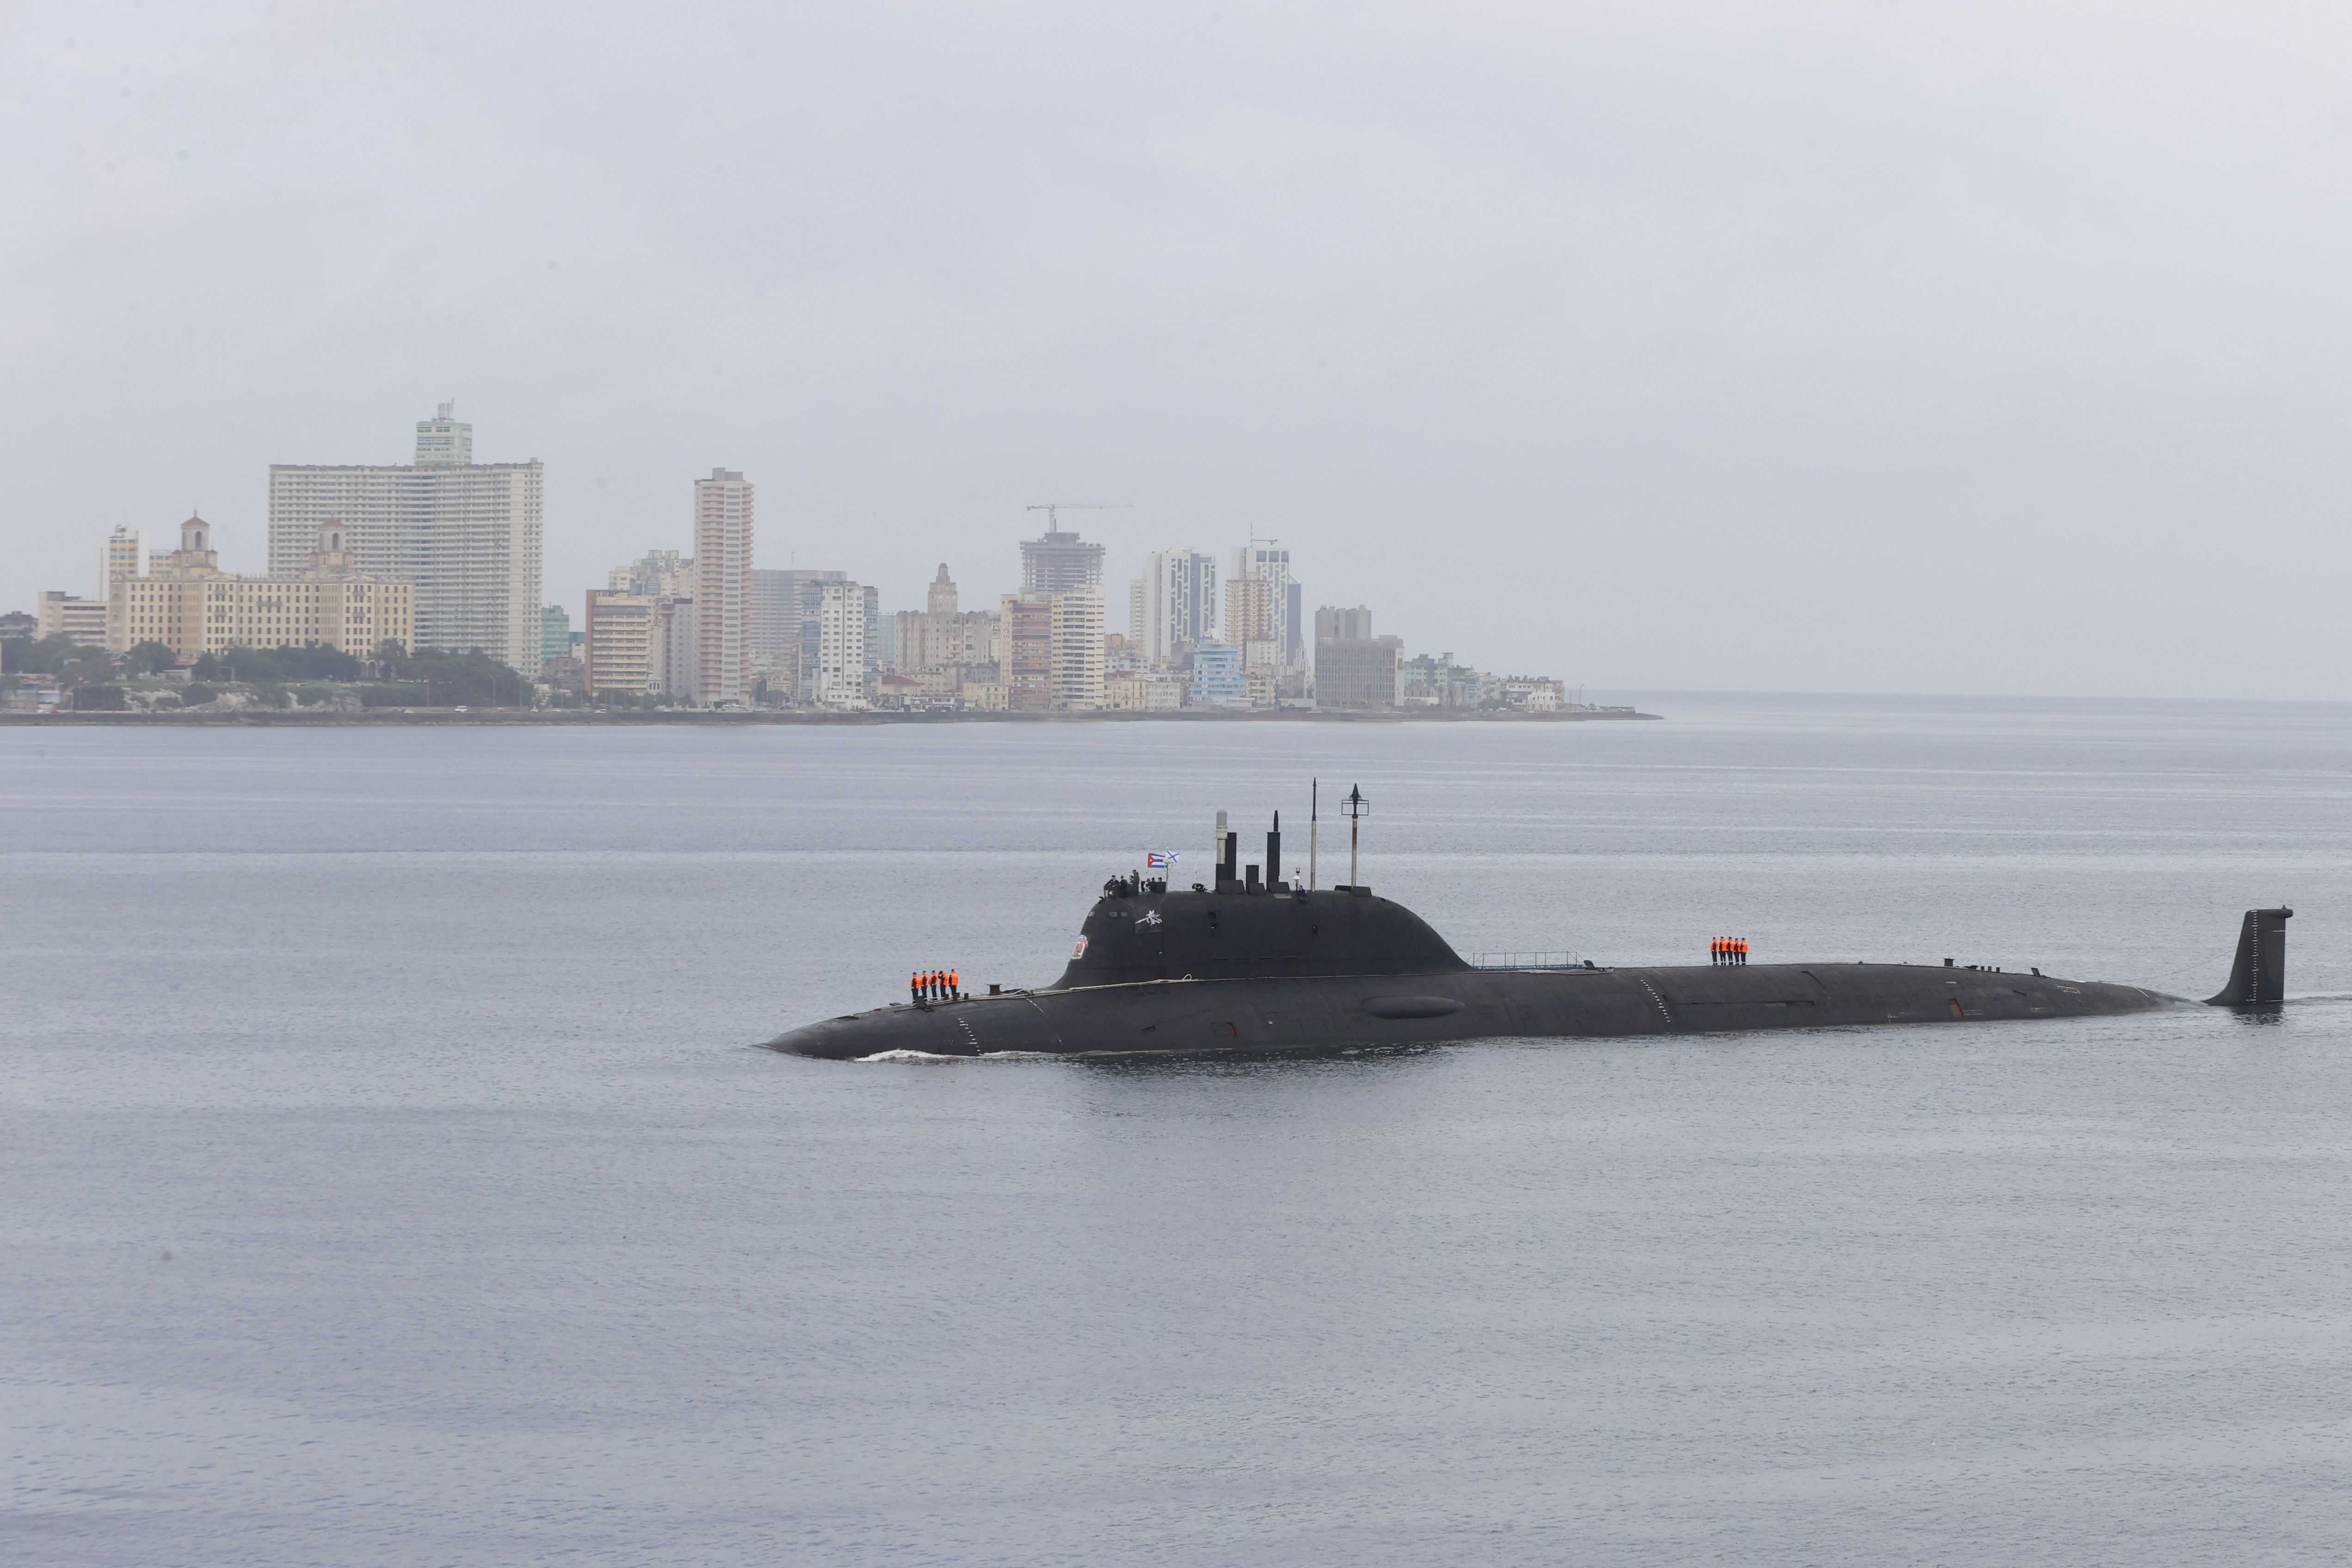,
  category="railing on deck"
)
[1471,951,1585,971]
